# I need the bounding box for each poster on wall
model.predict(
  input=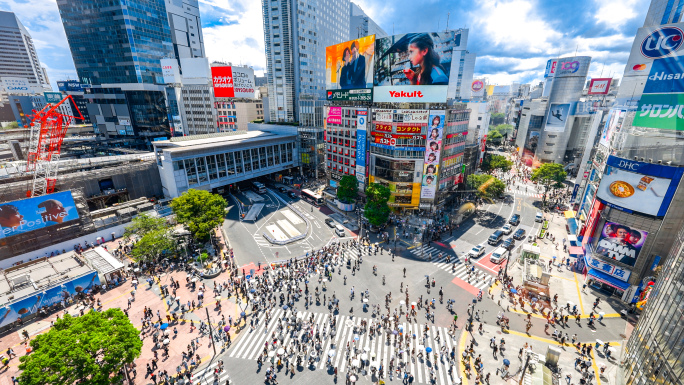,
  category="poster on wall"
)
[211,66,255,98]
[326,35,376,90]
[596,155,684,216]
[421,111,445,199]
[326,106,342,125]
[544,103,570,132]
[0,191,79,239]
[598,109,624,148]
[595,222,648,267]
